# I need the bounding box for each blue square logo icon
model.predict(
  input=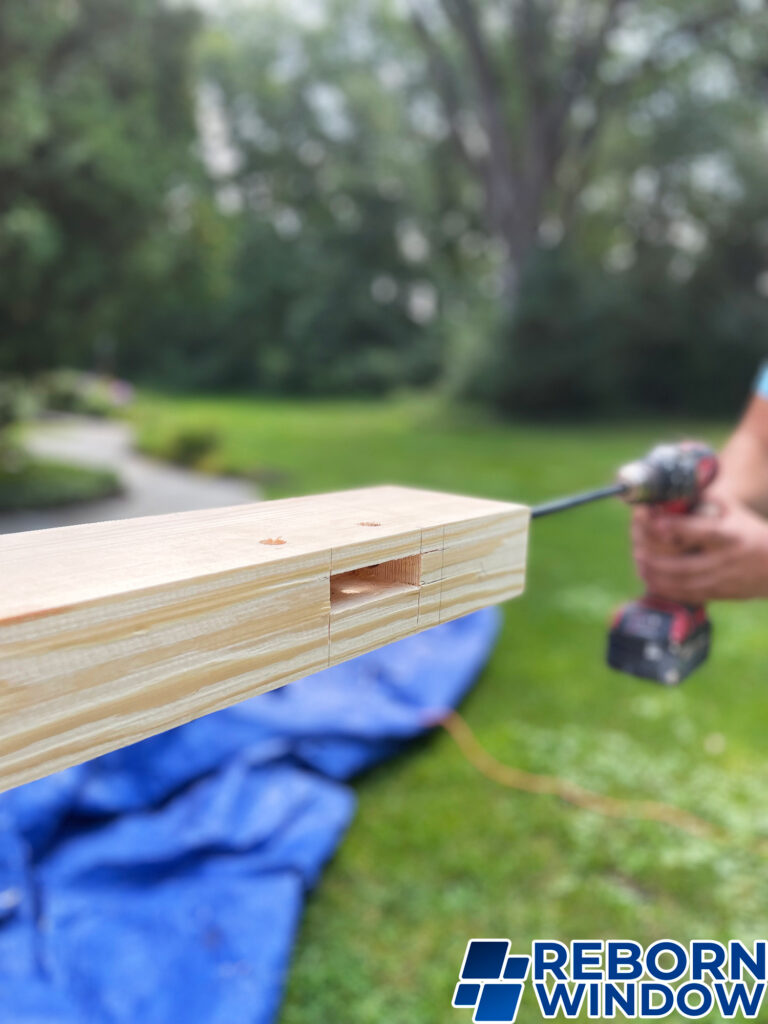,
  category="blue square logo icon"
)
[461,940,510,981]
[453,982,481,1008]
[474,982,524,1023]
[503,955,531,981]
